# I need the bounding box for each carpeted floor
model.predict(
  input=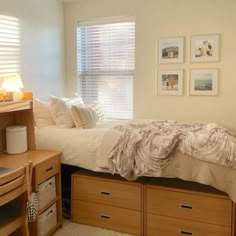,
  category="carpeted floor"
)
[53,219,133,236]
